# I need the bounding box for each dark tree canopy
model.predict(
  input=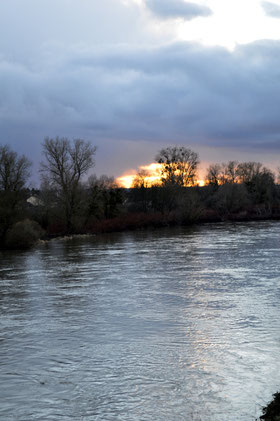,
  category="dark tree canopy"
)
[87,175,123,219]
[205,161,273,187]
[156,146,199,187]
[0,145,31,191]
